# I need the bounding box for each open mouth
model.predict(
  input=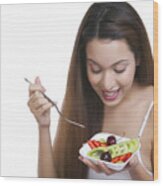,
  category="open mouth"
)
[102,89,120,101]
